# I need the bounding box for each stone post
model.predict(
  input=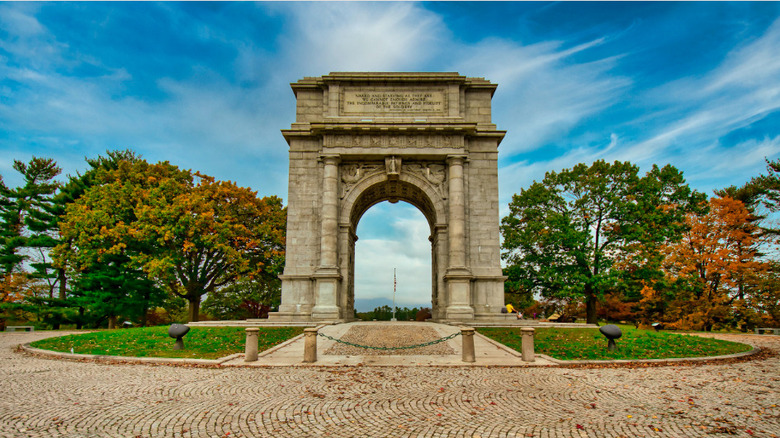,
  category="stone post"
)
[521,327,535,362]
[461,327,475,363]
[303,327,319,363]
[244,328,259,362]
